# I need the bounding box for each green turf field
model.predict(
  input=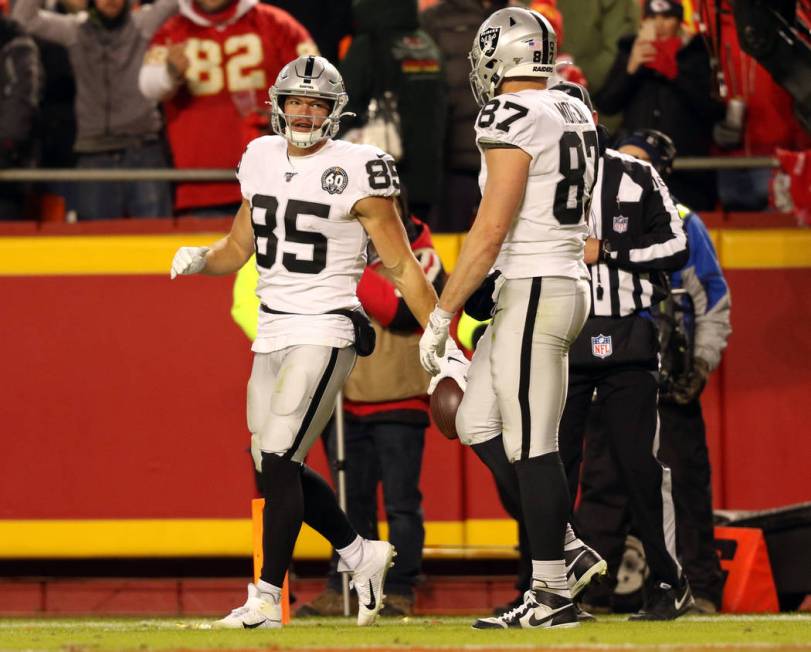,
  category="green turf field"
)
[1,615,810,651]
